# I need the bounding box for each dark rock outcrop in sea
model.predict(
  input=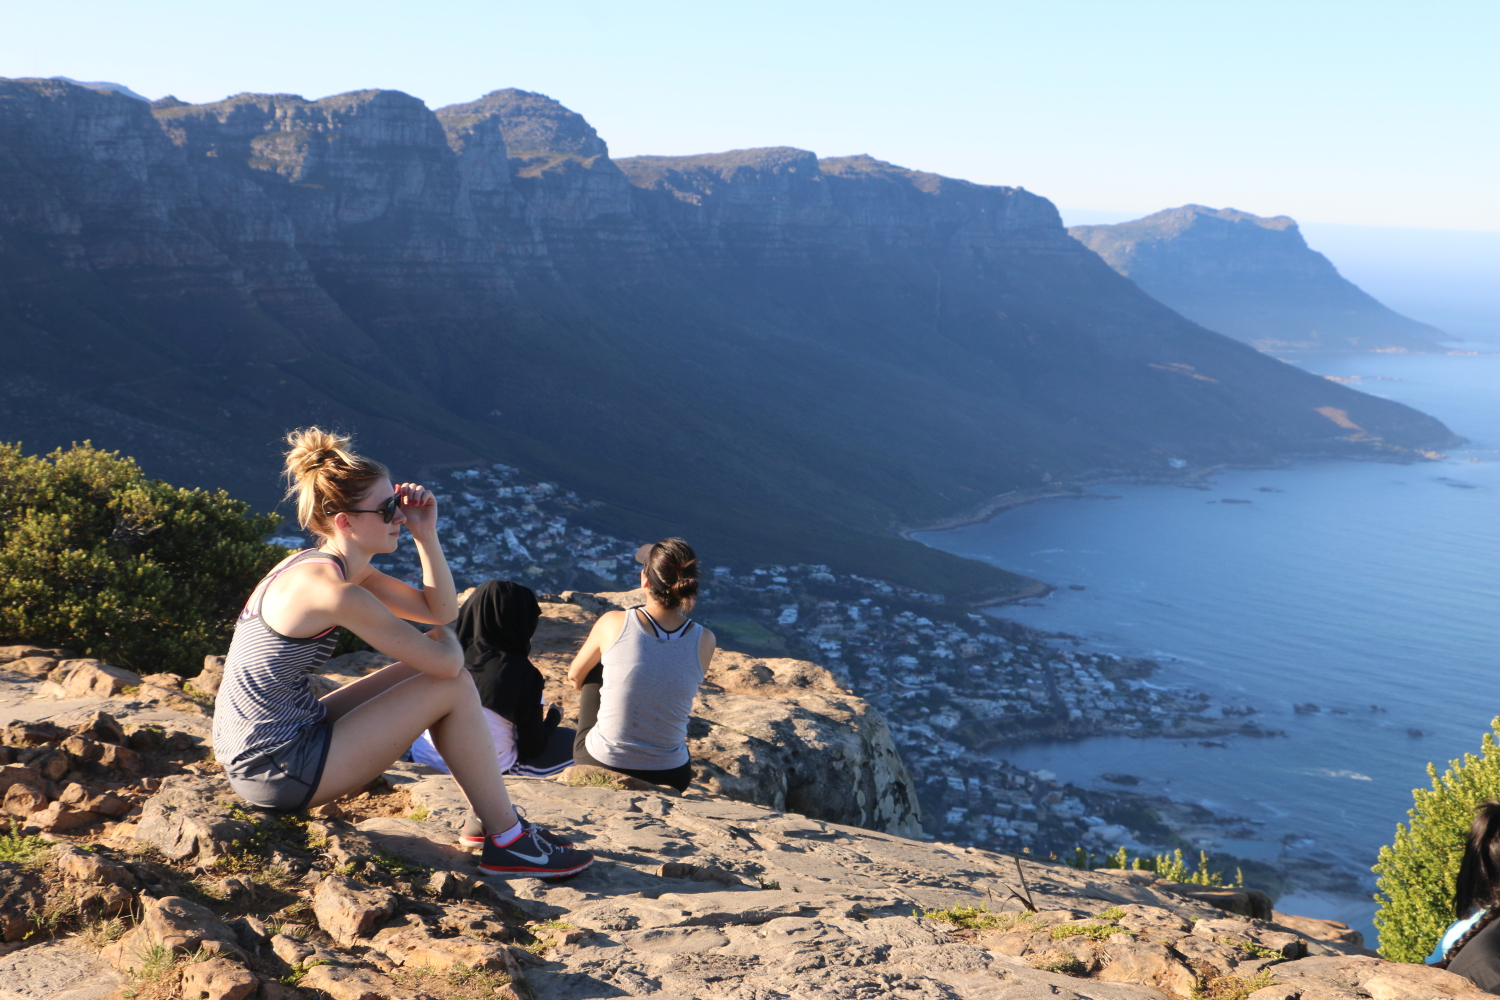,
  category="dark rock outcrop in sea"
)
[0,81,1461,593]
[1070,205,1450,353]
